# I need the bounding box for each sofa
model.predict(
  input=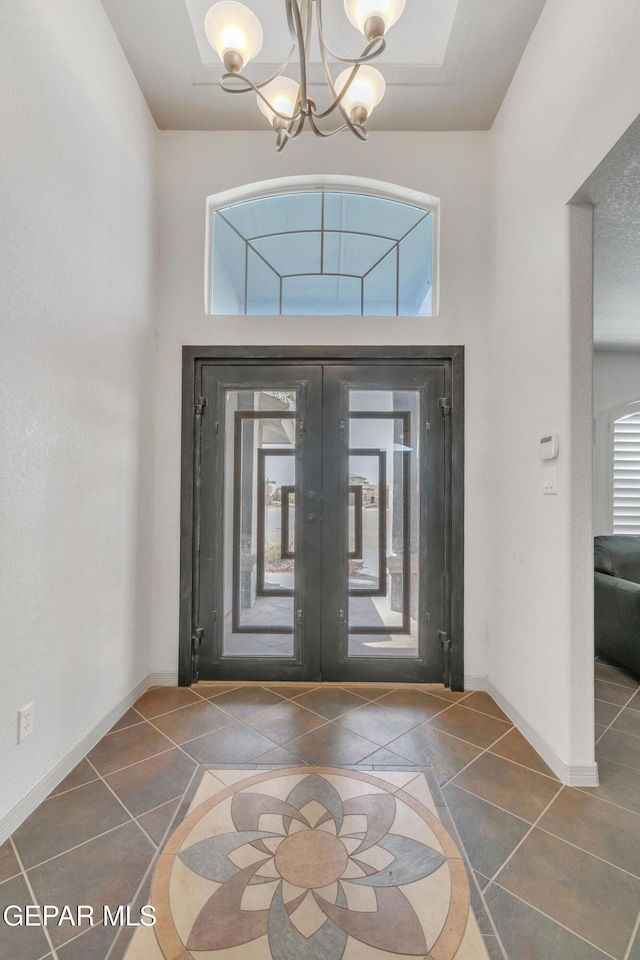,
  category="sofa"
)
[594,535,640,677]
